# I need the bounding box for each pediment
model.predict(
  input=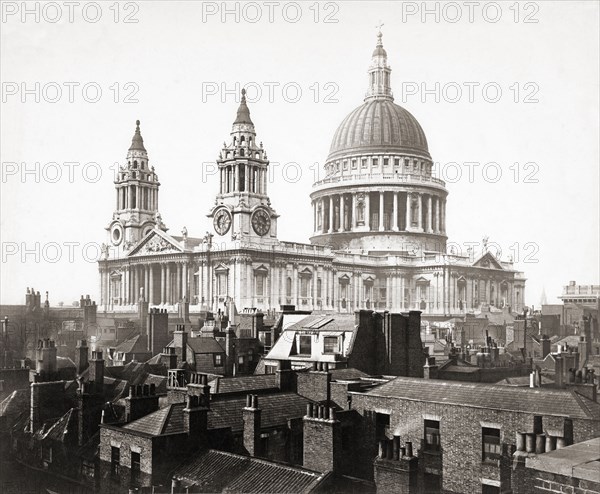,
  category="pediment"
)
[128,229,183,257]
[415,276,430,285]
[473,252,503,270]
